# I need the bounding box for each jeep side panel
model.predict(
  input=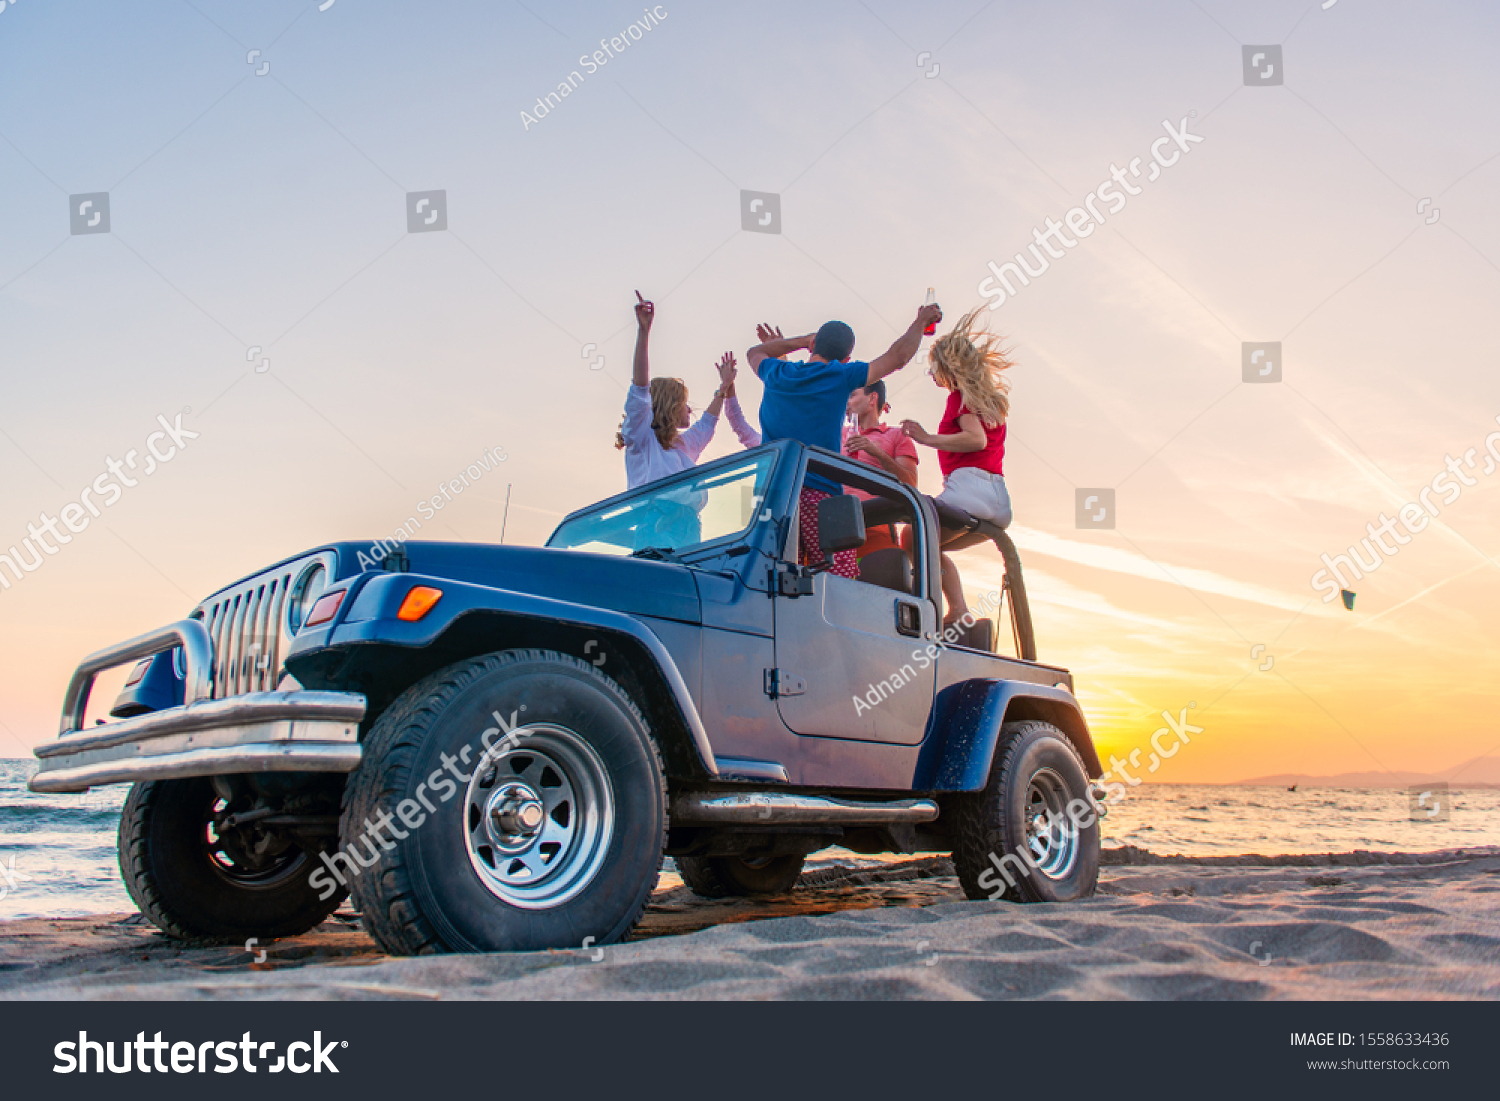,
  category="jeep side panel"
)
[285,572,720,781]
